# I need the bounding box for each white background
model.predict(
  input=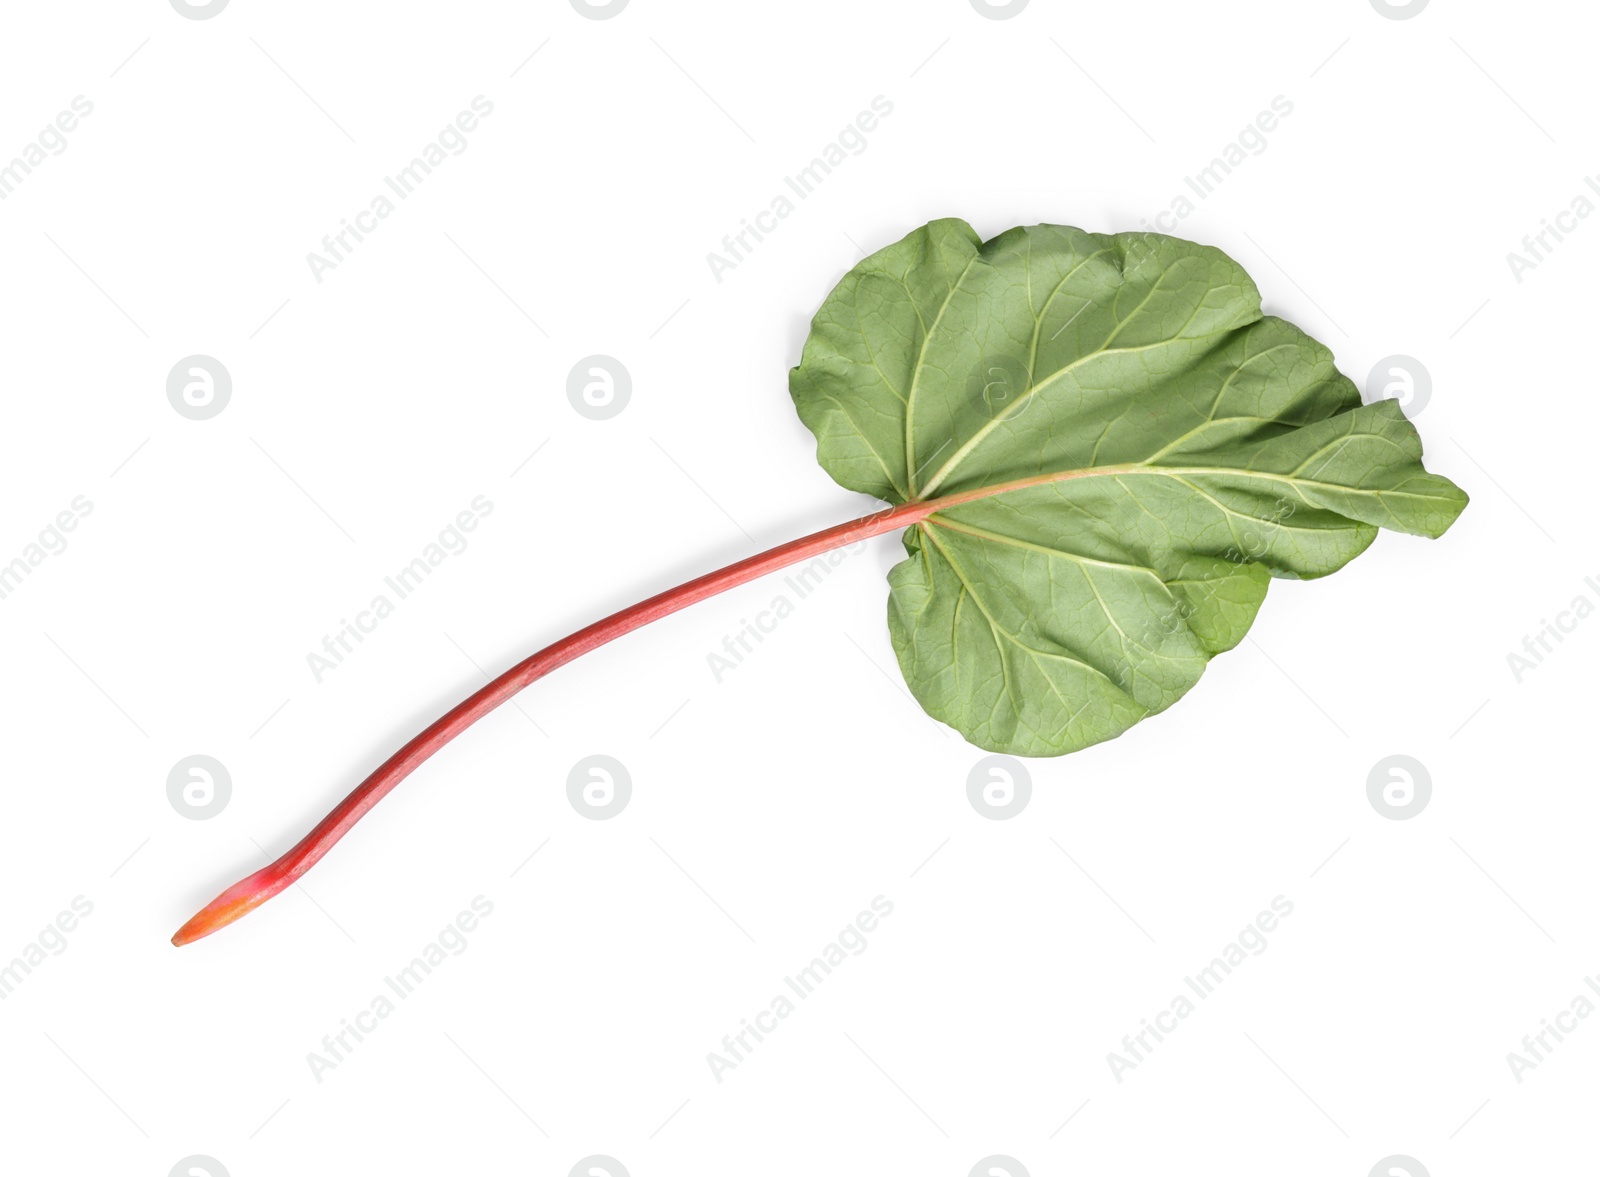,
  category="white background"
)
[0,1,1593,1174]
